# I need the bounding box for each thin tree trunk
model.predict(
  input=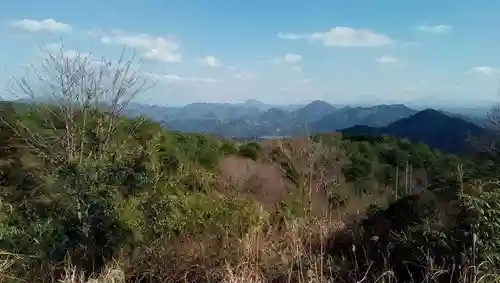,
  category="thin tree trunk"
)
[395,164,399,199]
[409,164,413,194]
[405,160,409,195]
